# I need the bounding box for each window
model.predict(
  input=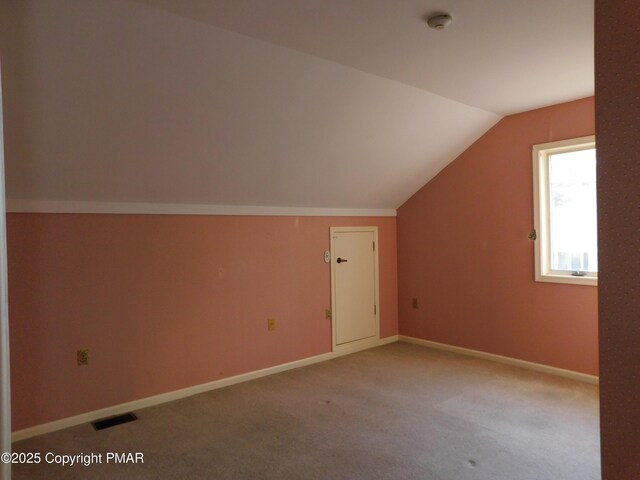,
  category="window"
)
[532,135,597,286]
